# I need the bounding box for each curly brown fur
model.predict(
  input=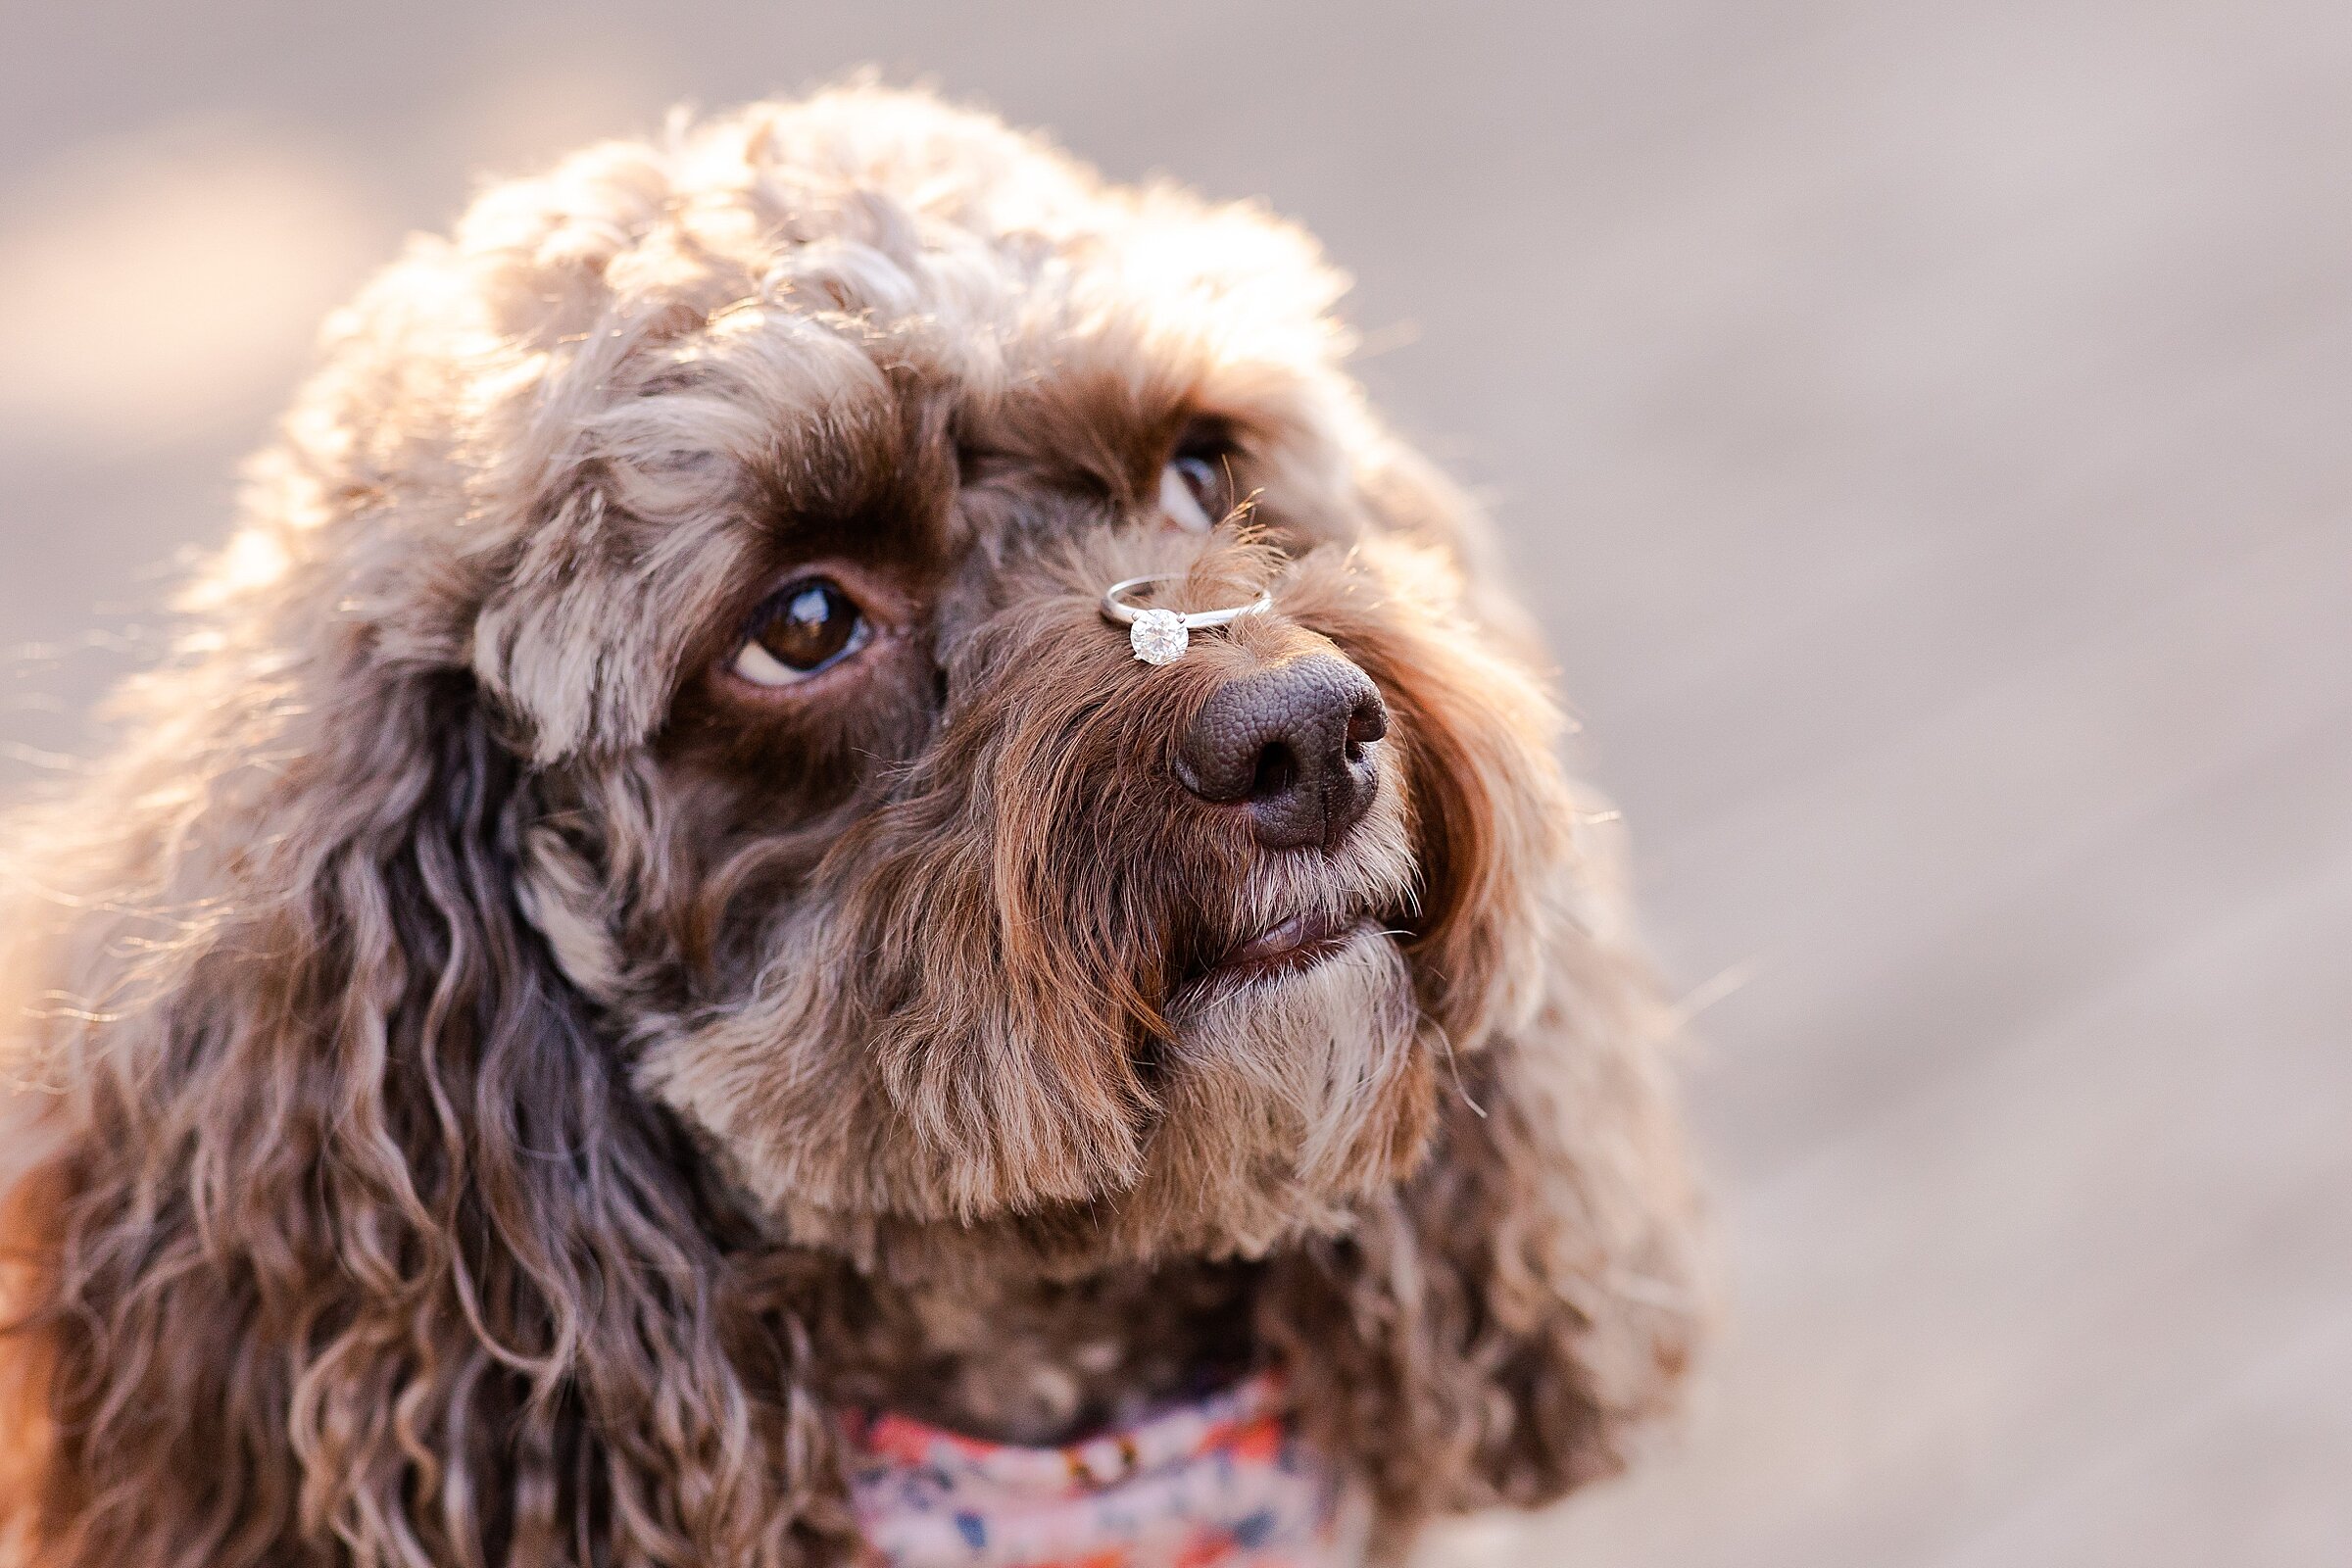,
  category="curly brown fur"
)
[0,85,1704,1567]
